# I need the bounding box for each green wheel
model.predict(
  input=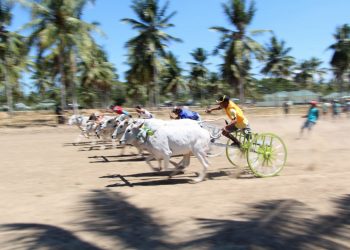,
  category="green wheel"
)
[225,131,249,168]
[246,133,287,177]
